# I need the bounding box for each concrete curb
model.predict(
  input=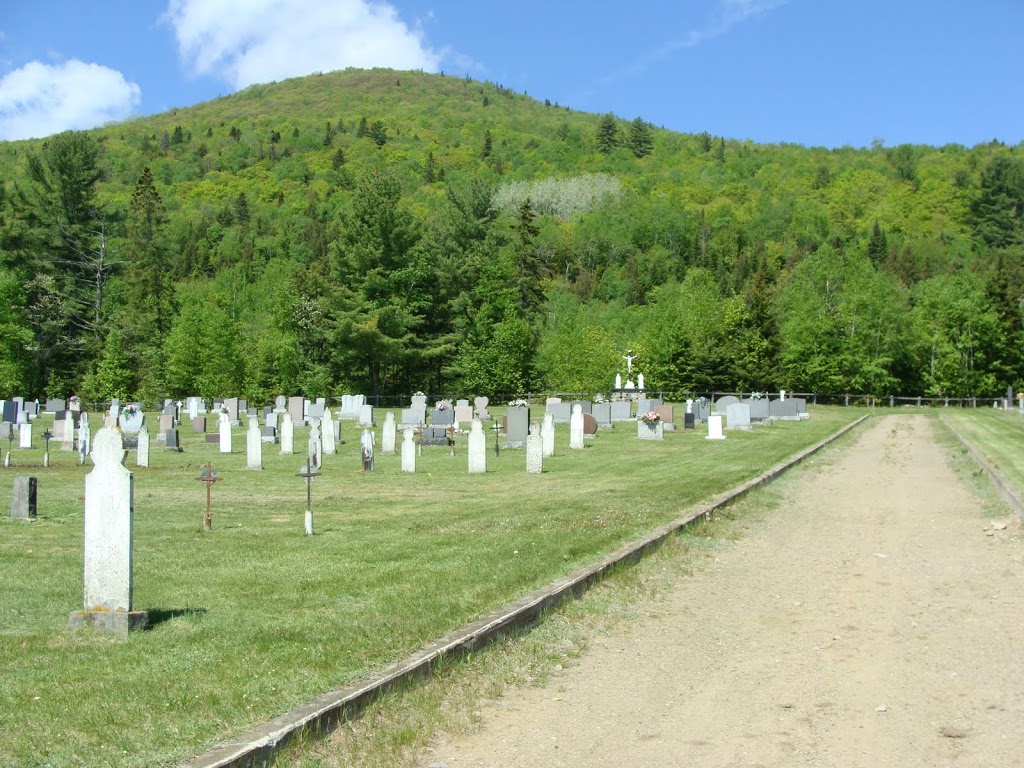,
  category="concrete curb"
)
[938,415,1024,519]
[180,414,870,768]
